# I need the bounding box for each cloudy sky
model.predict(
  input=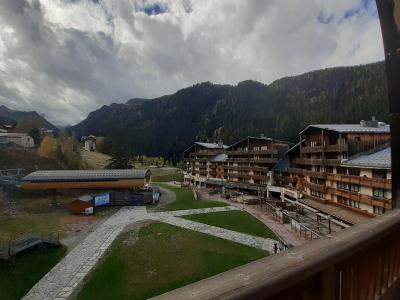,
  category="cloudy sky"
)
[0,0,384,126]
